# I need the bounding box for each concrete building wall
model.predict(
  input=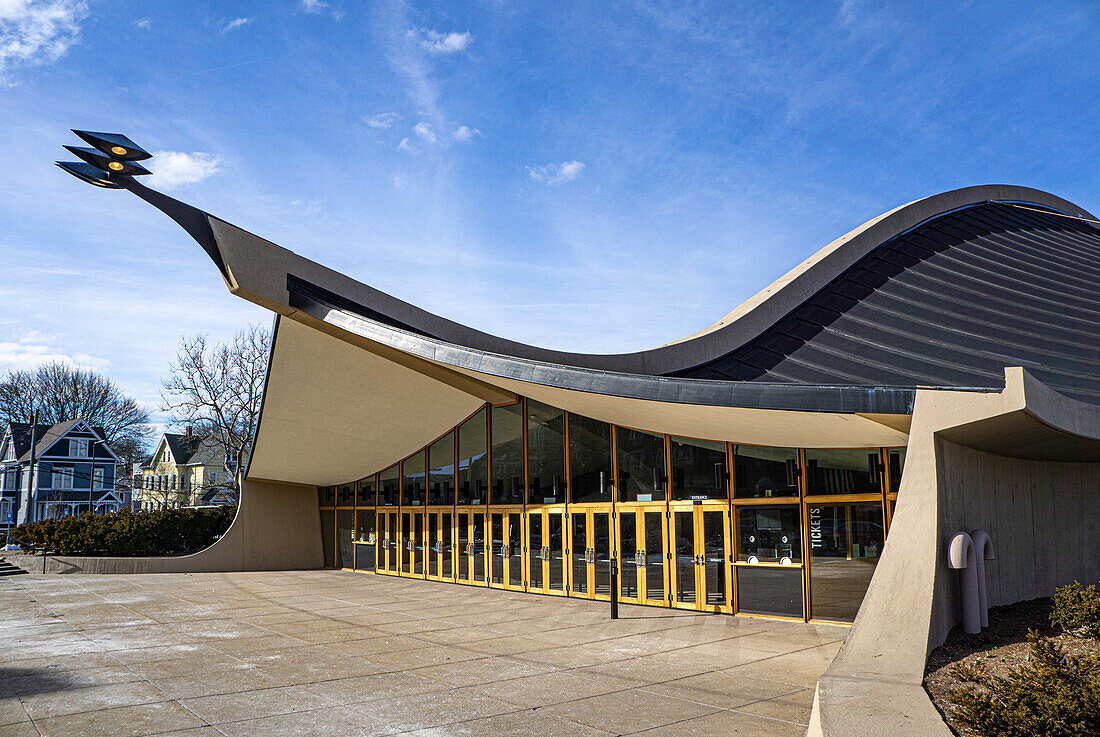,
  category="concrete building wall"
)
[9,478,322,574]
[930,441,1100,647]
